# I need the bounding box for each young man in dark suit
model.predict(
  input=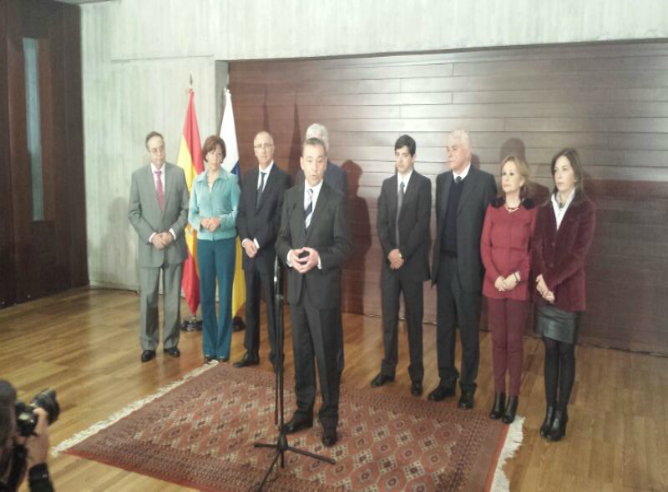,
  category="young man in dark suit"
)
[429,129,497,409]
[234,131,291,371]
[370,135,431,397]
[276,137,351,447]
